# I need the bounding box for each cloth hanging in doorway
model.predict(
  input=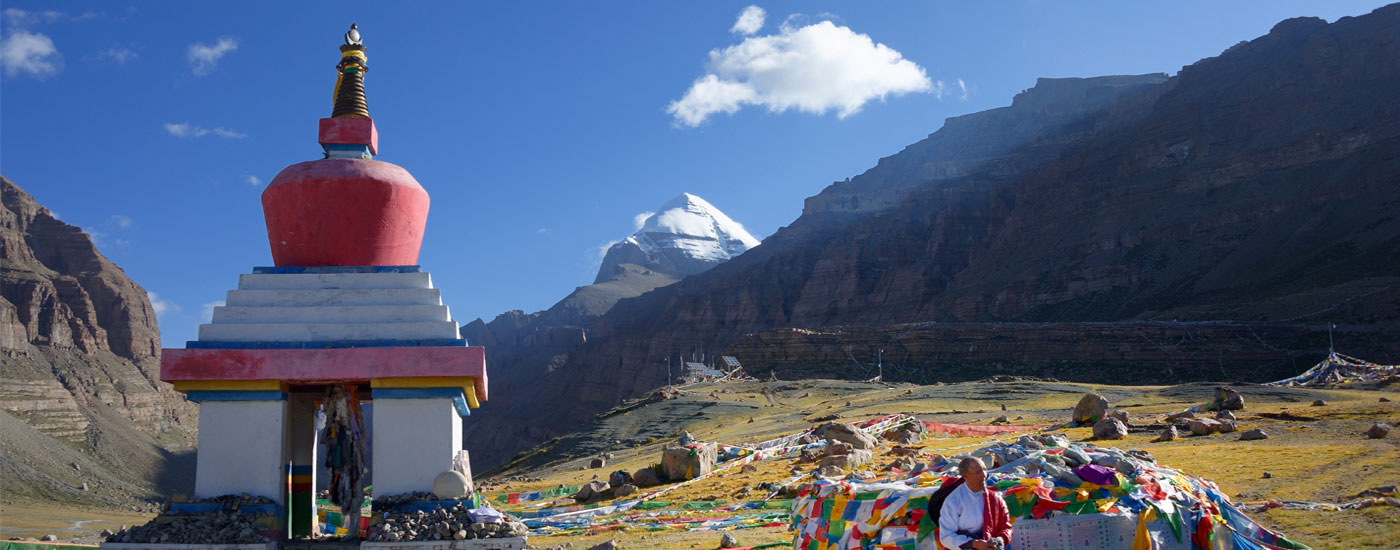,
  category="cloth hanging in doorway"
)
[321,385,367,514]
